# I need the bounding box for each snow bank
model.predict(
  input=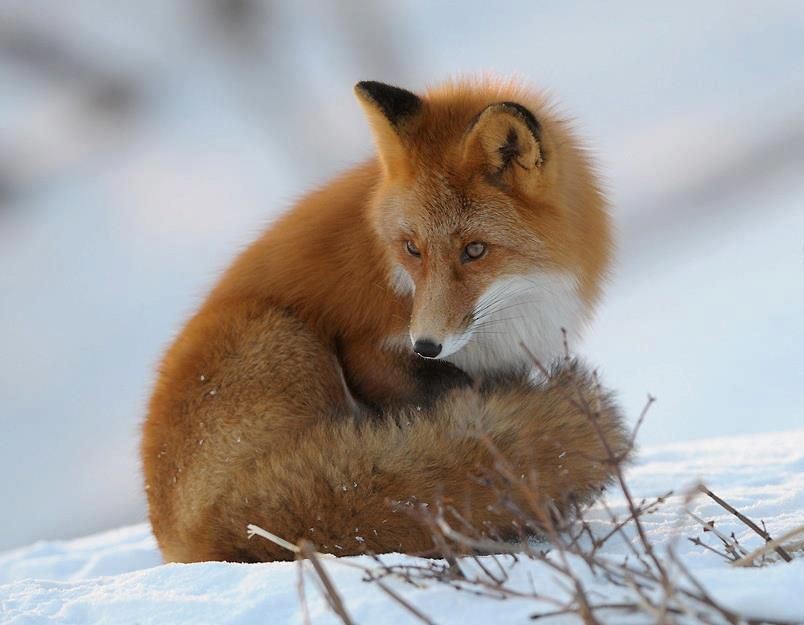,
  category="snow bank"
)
[2,429,802,625]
